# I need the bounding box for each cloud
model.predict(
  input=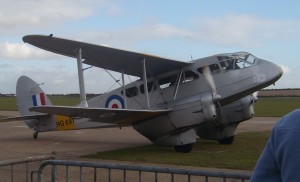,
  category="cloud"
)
[0,0,121,34]
[0,42,59,59]
[190,14,298,47]
[0,1,86,29]
[98,23,185,45]
[0,62,132,94]
[78,14,298,49]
